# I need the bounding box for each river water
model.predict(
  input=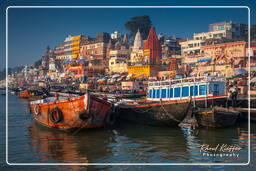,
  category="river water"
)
[1,90,256,170]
